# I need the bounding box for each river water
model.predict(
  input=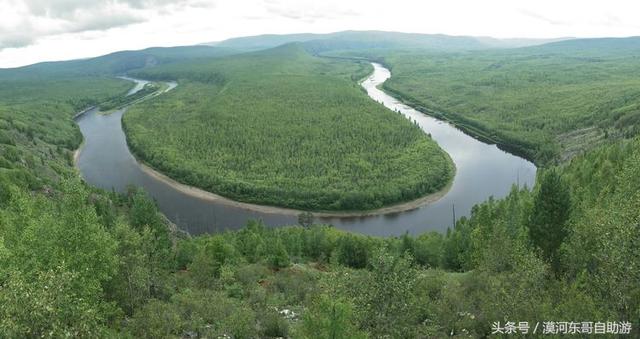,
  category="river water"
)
[75,63,536,237]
